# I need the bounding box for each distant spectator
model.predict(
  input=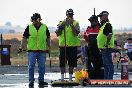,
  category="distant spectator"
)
[112,40,122,62]
[124,38,132,61]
